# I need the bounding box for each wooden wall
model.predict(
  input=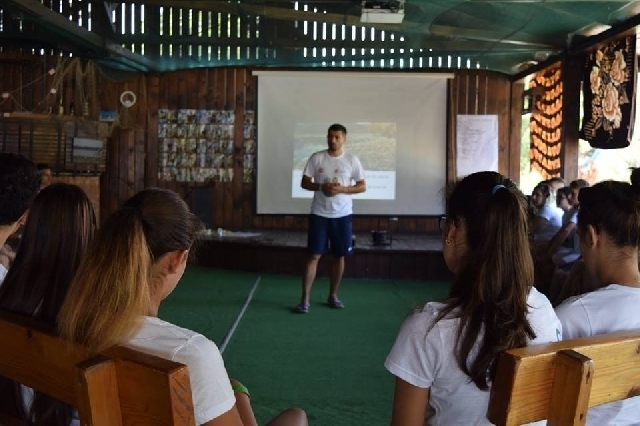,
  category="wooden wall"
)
[0,55,522,231]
